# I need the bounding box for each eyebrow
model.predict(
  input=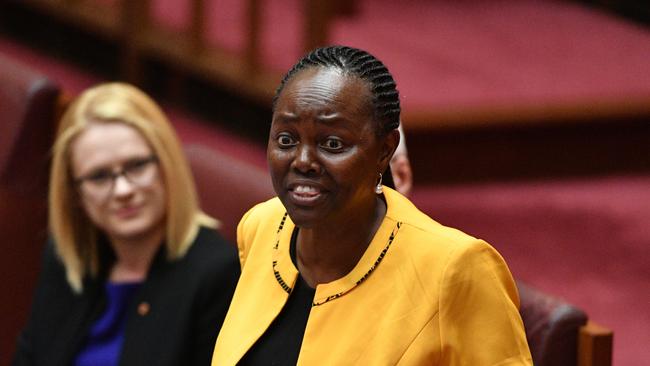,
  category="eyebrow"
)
[274,111,353,128]
[274,112,299,123]
[77,155,154,174]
